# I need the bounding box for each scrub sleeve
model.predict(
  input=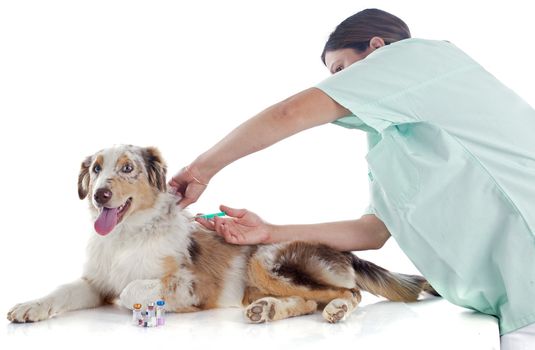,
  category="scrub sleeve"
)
[316,38,535,335]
